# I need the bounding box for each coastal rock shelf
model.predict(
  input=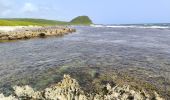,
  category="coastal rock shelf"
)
[0,26,76,40]
[0,75,164,100]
